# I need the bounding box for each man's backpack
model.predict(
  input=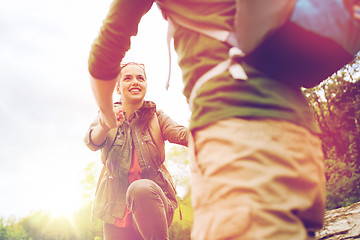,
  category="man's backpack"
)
[165,0,360,108]
[234,0,360,88]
